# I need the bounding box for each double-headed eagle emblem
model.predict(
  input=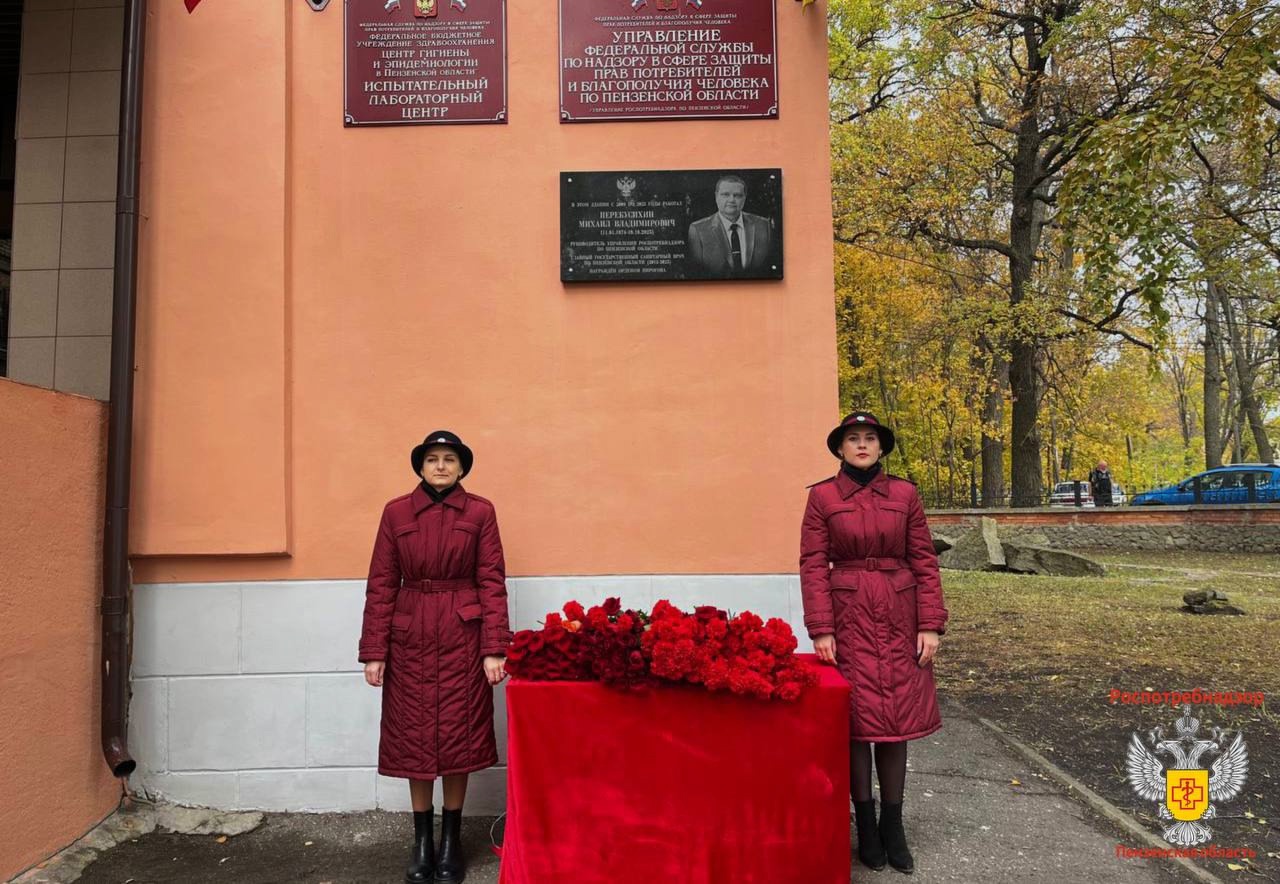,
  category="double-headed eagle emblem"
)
[1126,704,1248,846]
